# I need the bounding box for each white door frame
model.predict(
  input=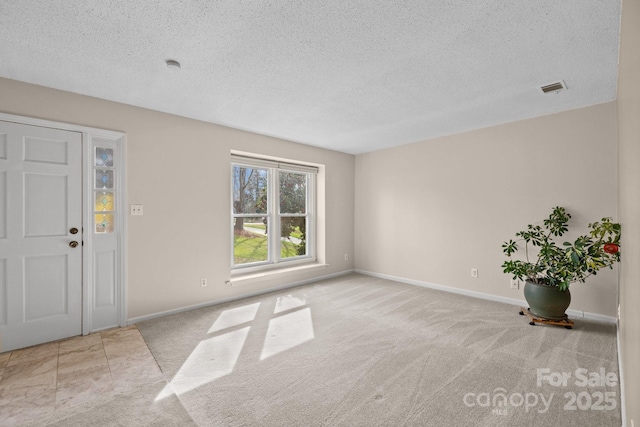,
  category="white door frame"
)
[0,112,127,334]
